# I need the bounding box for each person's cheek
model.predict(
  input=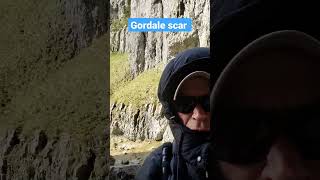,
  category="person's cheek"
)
[177,112,192,127]
[219,161,264,180]
[305,160,320,179]
[186,116,199,130]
